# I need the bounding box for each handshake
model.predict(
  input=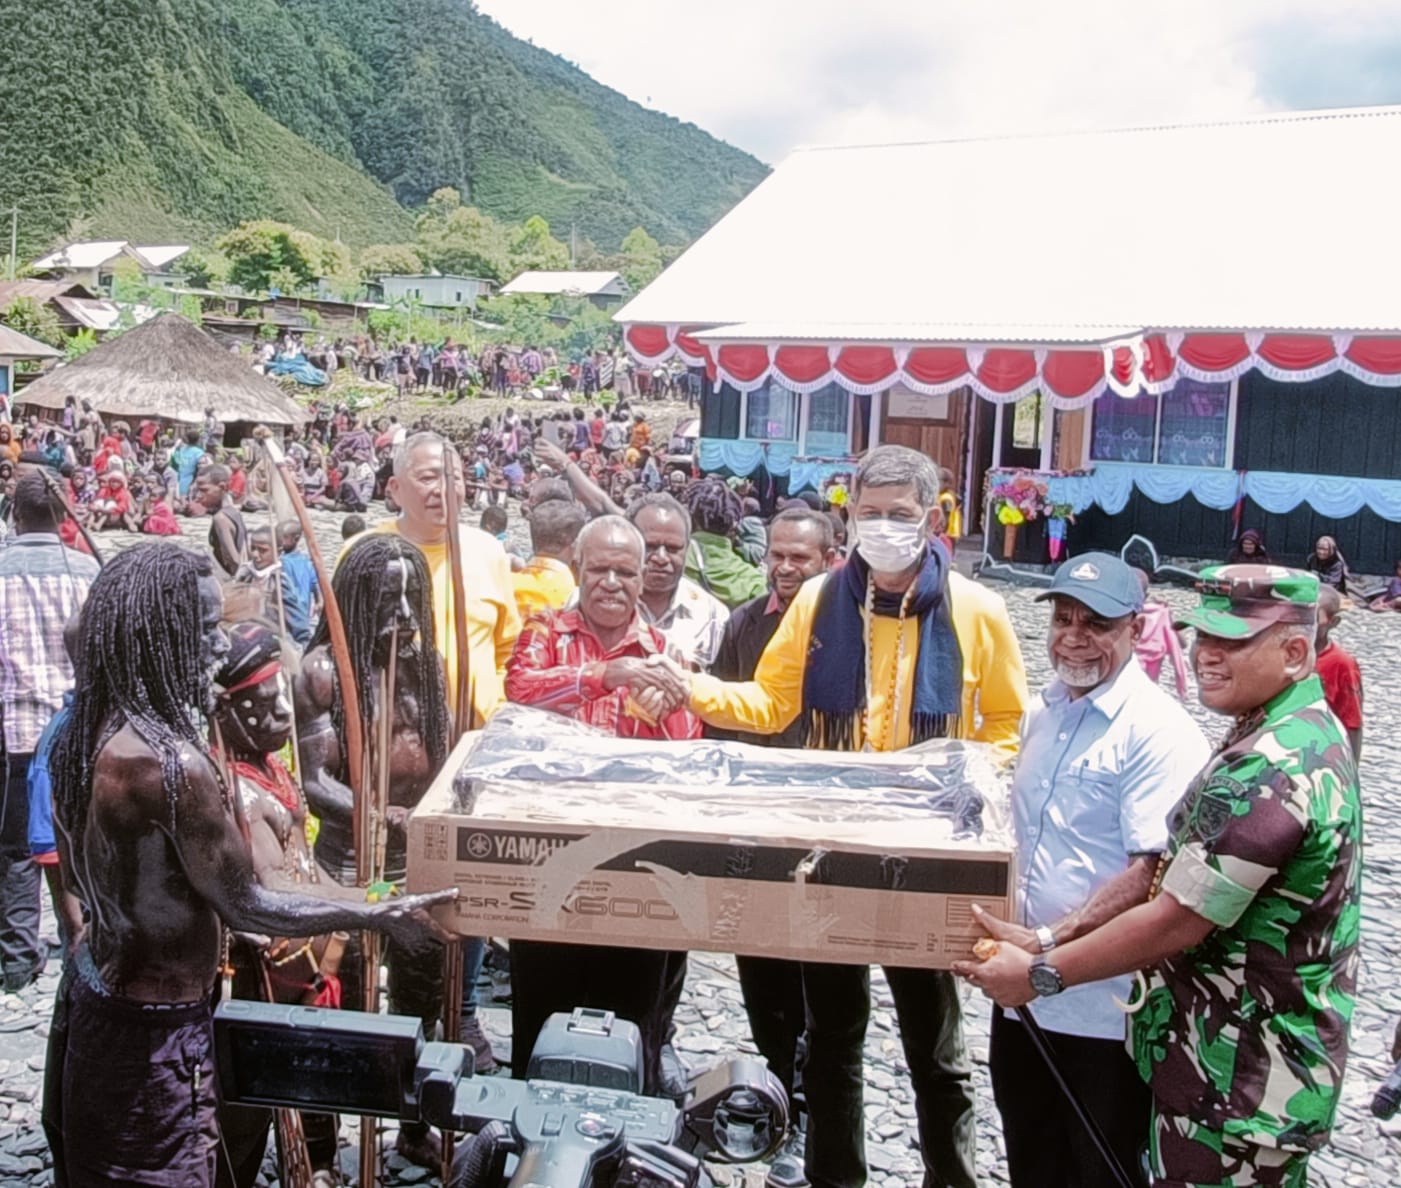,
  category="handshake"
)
[601,653,693,724]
